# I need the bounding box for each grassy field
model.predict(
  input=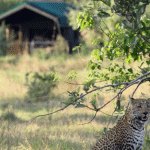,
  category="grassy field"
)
[0,52,149,150]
